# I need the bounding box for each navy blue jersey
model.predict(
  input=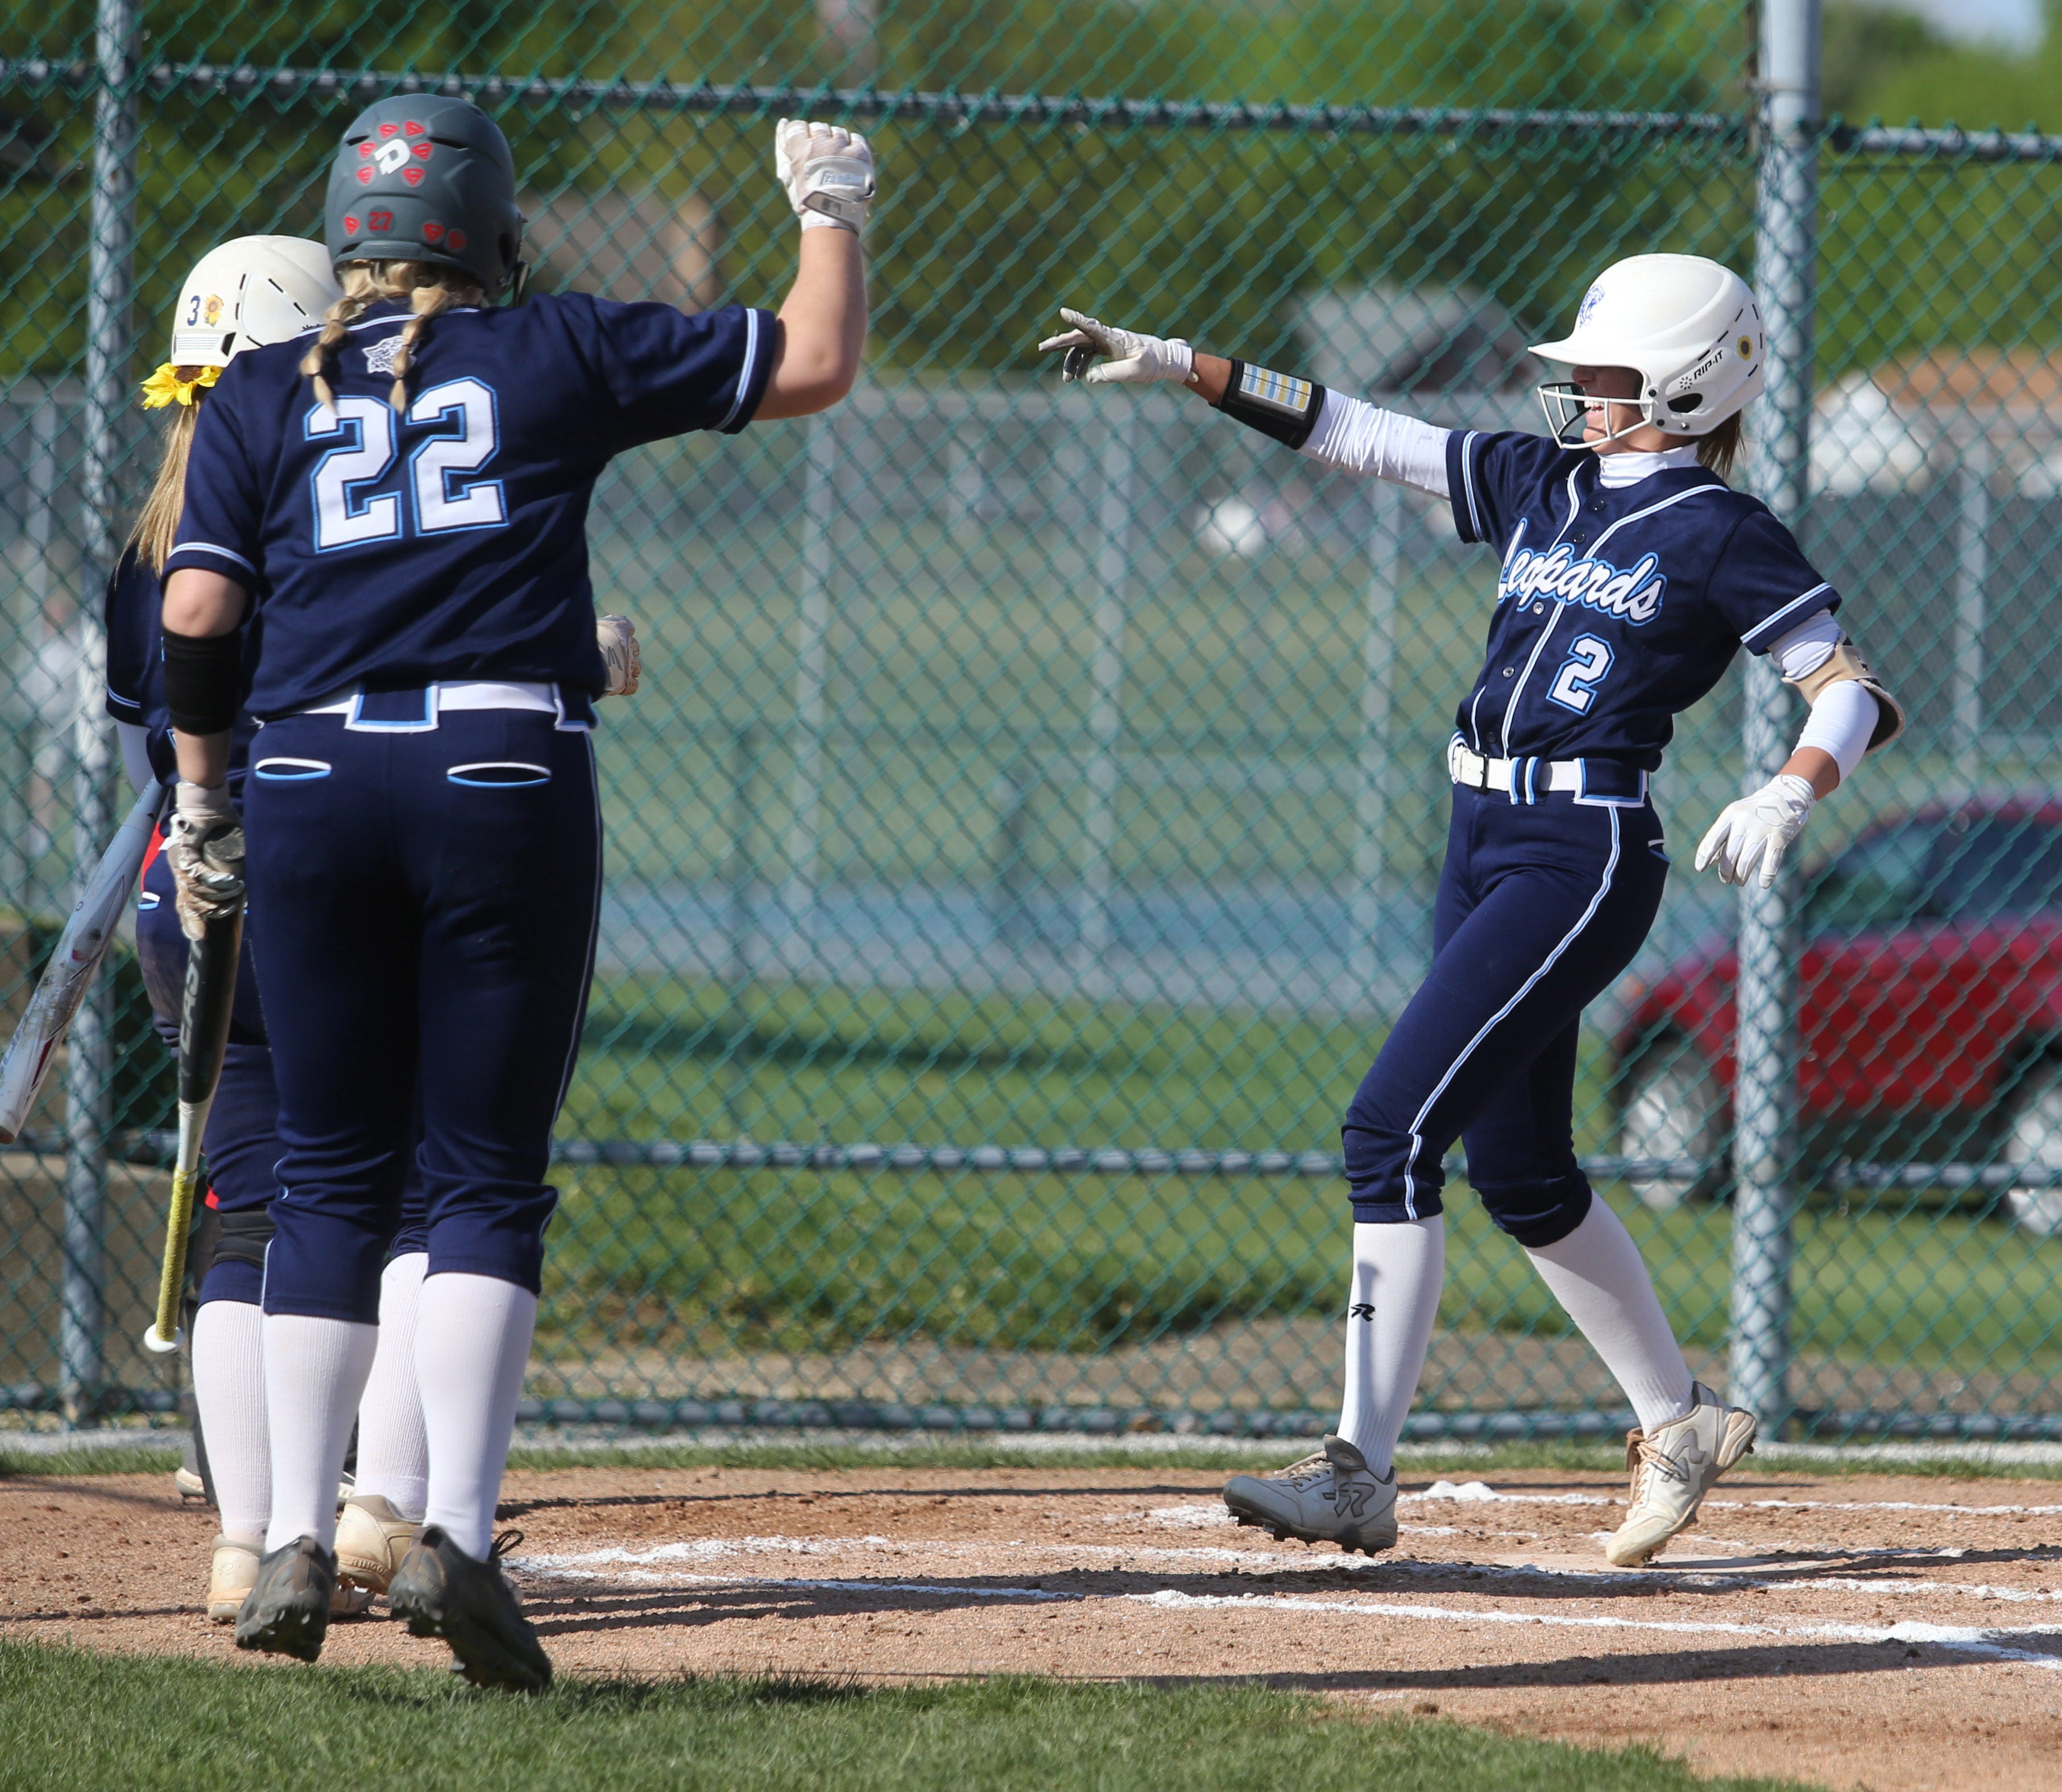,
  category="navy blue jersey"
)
[1445,430,1838,771]
[166,293,773,717]
[103,545,260,788]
